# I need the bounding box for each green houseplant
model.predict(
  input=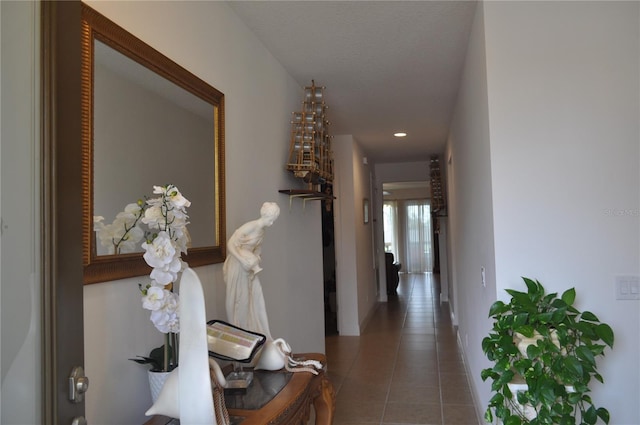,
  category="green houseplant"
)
[129,343,177,372]
[481,277,614,425]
